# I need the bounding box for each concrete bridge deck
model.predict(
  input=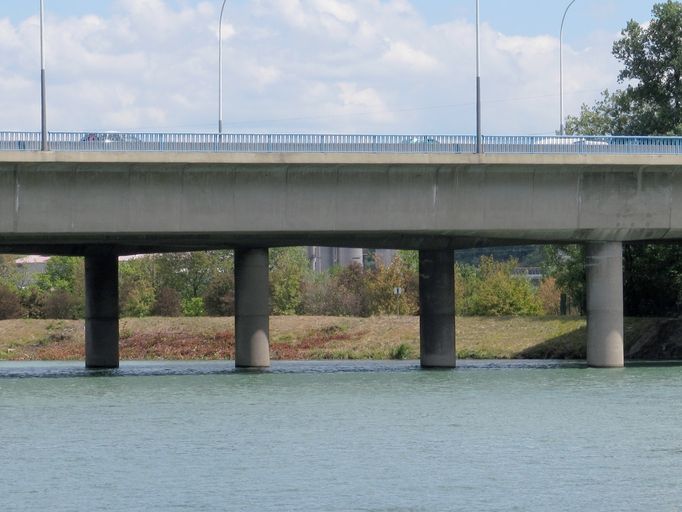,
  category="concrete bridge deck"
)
[1,151,681,254]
